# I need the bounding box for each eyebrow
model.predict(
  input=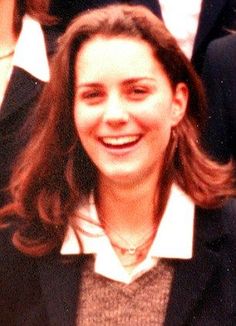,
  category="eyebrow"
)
[76,82,102,89]
[77,77,156,89]
[122,77,157,85]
